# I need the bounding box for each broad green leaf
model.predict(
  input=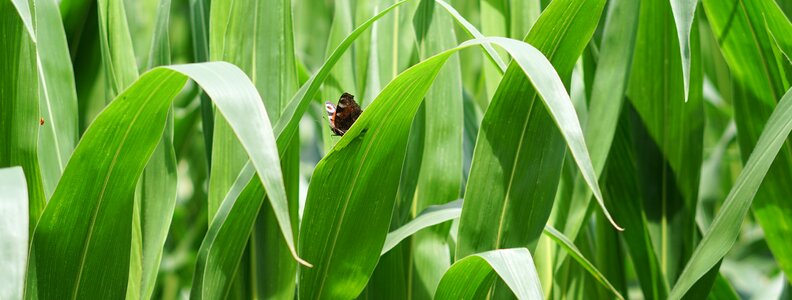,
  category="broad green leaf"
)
[435,248,543,300]
[298,41,460,300]
[669,0,698,101]
[408,6,464,297]
[542,226,625,300]
[457,0,616,263]
[34,0,79,199]
[601,109,669,300]
[0,167,28,300]
[138,0,175,299]
[701,0,792,285]
[1,0,46,229]
[188,0,213,164]
[207,0,303,298]
[321,0,357,153]
[97,0,142,296]
[626,0,704,285]
[97,0,139,96]
[191,162,259,299]
[509,0,540,40]
[299,35,614,299]
[436,0,507,74]
[669,87,792,299]
[382,200,463,255]
[413,0,434,44]
[275,1,408,151]
[382,198,629,298]
[479,0,508,100]
[550,0,640,265]
[190,3,408,298]
[25,62,304,299]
